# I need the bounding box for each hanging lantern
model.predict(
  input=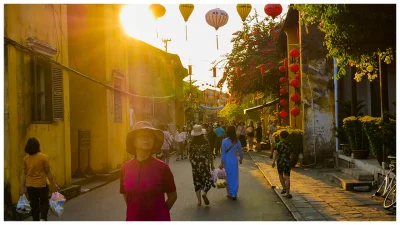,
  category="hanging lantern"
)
[264,4,283,19]
[289,49,300,58]
[284,58,288,68]
[260,64,265,74]
[280,88,287,95]
[290,107,301,117]
[289,78,300,88]
[179,4,195,40]
[295,73,301,80]
[280,99,288,106]
[206,8,229,50]
[279,66,286,73]
[213,67,217,77]
[236,4,252,22]
[290,64,300,73]
[290,93,301,102]
[279,77,287,84]
[236,67,241,77]
[279,110,288,118]
[149,4,166,38]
